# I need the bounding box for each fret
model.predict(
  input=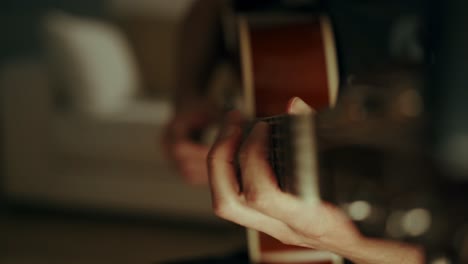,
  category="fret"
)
[252,114,317,197]
[263,115,290,192]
